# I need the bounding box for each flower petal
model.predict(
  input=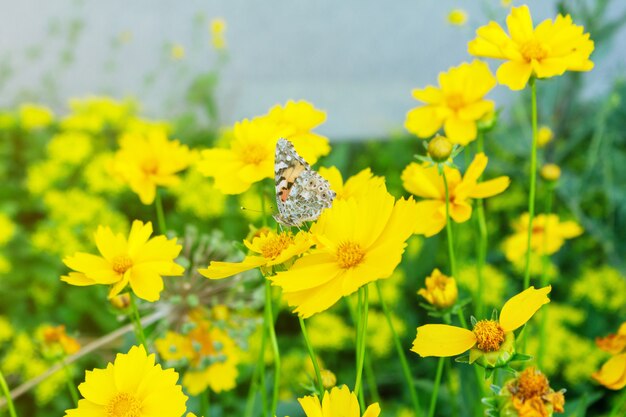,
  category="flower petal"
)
[413,200,446,237]
[411,324,476,357]
[499,286,551,332]
[405,106,444,138]
[401,163,443,200]
[496,61,533,91]
[469,177,511,198]
[443,115,477,145]
[592,353,626,390]
[199,256,267,280]
[411,86,444,105]
[506,5,534,43]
